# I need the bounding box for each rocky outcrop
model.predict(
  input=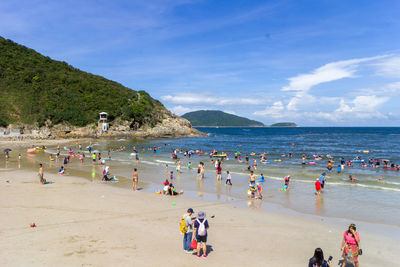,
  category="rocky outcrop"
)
[0,114,205,139]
